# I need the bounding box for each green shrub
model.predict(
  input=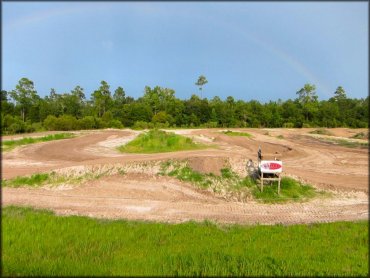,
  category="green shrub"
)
[132,121,150,130]
[352,120,367,128]
[4,116,27,134]
[283,122,294,128]
[102,111,113,123]
[78,116,95,129]
[24,121,36,133]
[56,115,79,130]
[109,119,123,129]
[8,120,26,134]
[44,115,79,131]
[154,122,170,128]
[201,121,218,128]
[31,122,44,132]
[152,111,173,124]
[43,115,58,130]
[94,117,107,129]
[2,114,16,132]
